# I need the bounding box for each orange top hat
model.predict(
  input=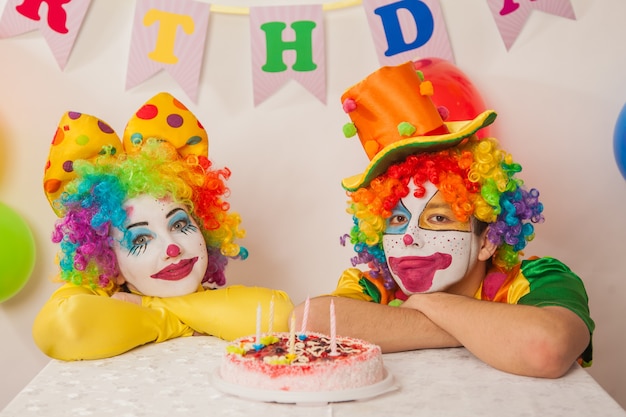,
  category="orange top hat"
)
[340,62,497,191]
